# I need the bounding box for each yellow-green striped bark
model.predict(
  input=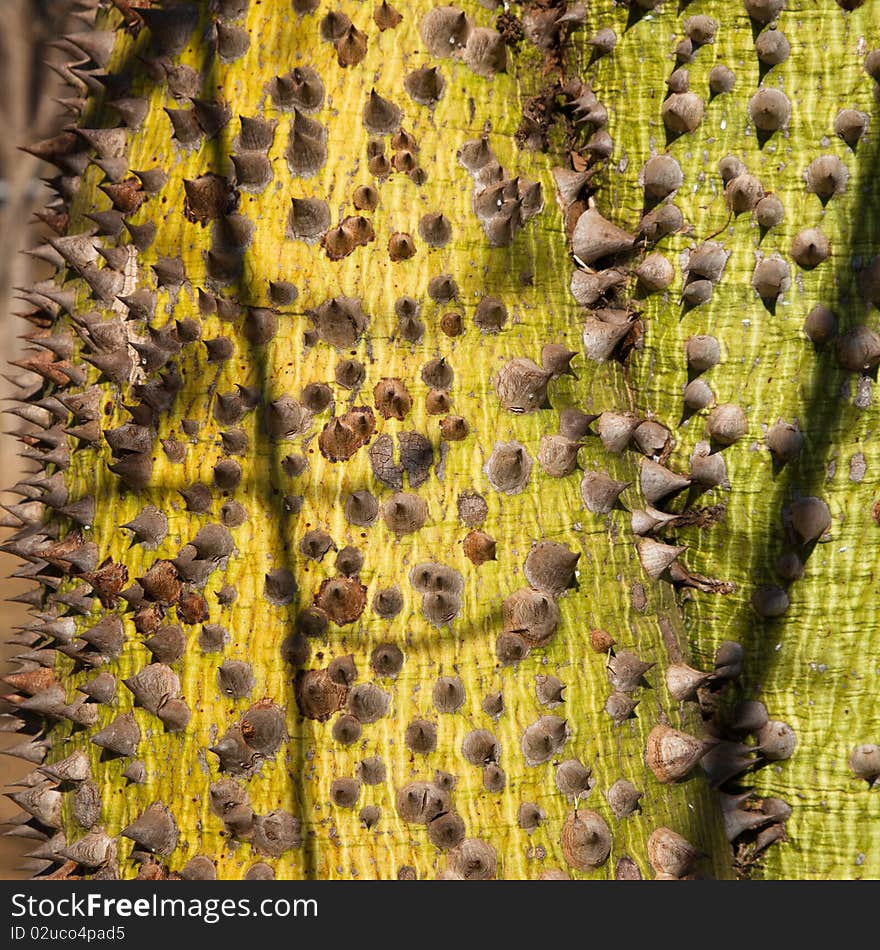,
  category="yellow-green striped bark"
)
[576,0,880,879]
[4,0,878,882]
